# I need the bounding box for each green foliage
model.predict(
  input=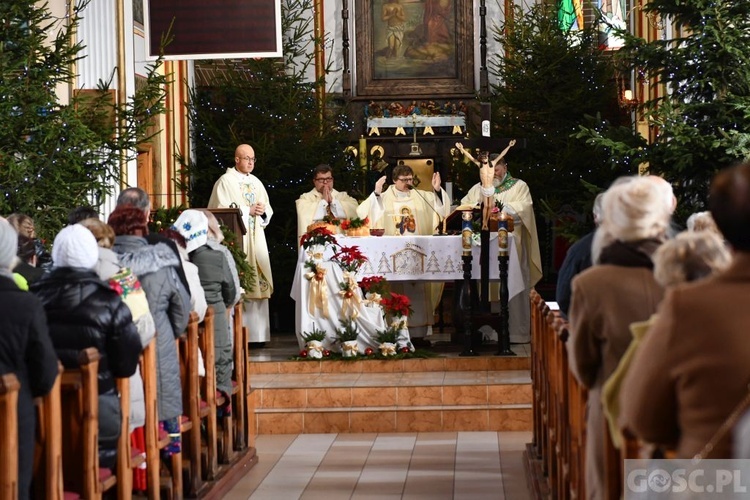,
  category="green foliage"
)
[0,0,168,241]
[335,318,359,342]
[487,3,631,241]
[180,0,358,306]
[301,327,327,343]
[375,327,399,345]
[578,0,750,223]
